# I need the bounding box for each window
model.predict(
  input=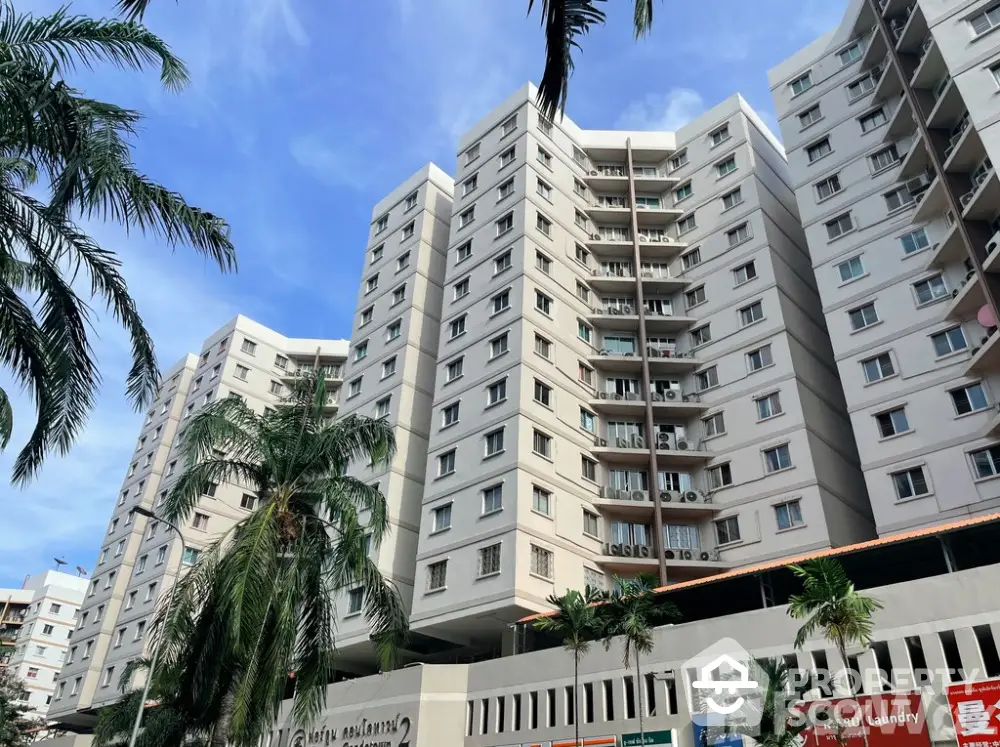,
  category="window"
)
[578,362,594,386]
[534,379,552,407]
[499,146,516,168]
[240,494,257,511]
[764,444,792,472]
[848,302,879,331]
[49,603,61,615]
[992,61,1000,86]
[102,667,117,688]
[374,215,388,234]
[533,487,552,516]
[703,412,725,437]
[708,462,733,489]
[456,240,472,262]
[396,251,410,272]
[530,545,554,579]
[155,546,167,565]
[532,429,552,458]
[535,334,552,359]
[696,366,719,391]
[344,588,364,616]
[885,187,915,213]
[901,228,930,255]
[739,301,764,327]
[438,450,456,476]
[715,516,741,544]
[191,512,209,531]
[582,509,600,538]
[353,342,368,361]
[535,251,551,274]
[401,221,415,241]
[839,42,861,65]
[274,354,288,370]
[348,377,362,398]
[536,213,552,236]
[575,244,590,265]
[861,353,896,384]
[676,214,697,235]
[495,213,514,236]
[913,275,948,305]
[775,500,804,530]
[488,379,507,405]
[876,407,910,438]
[579,408,596,433]
[391,284,406,305]
[971,5,1000,35]
[847,73,876,100]
[374,397,391,418]
[478,544,502,577]
[494,250,512,274]
[485,429,505,457]
[41,624,54,636]
[722,188,743,210]
[464,143,481,165]
[446,358,464,382]
[691,324,711,346]
[685,286,706,308]
[386,320,401,341]
[404,191,418,211]
[535,179,552,201]
[240,338,257,356]
[578,321,593,344]
[442,402,460,428]
[483,485,503,514]
[490,333,509,359]
[381,357,396,378]
[673,183,693,204]
[789,72,813,96]
[834,256,865,284]
[432,504,452,533]
[932,327,968,357]
[727,223,751,246]
[733,261,756,285]
[952,383,989,415]
[815,174,842,200]
[535,290,552,315]
[114,628,126,648]
[268,379,282,396]
[893,467,930,500]
[716,157,737,177]
[582,456,597,481]
[537,147,552,168]
[807,138,831,162]
[232,364,250,382]
[870,145,899,172]
[860,108,887,133]
[427,561,448,591]
[449,315,466,339]
[145,582,157,601]
[182,547,200,565]
[971,445,1000,479]
[682,248,702,270]
[747,345,773,371]
[826,213,853,240]
[501,113,517,135]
